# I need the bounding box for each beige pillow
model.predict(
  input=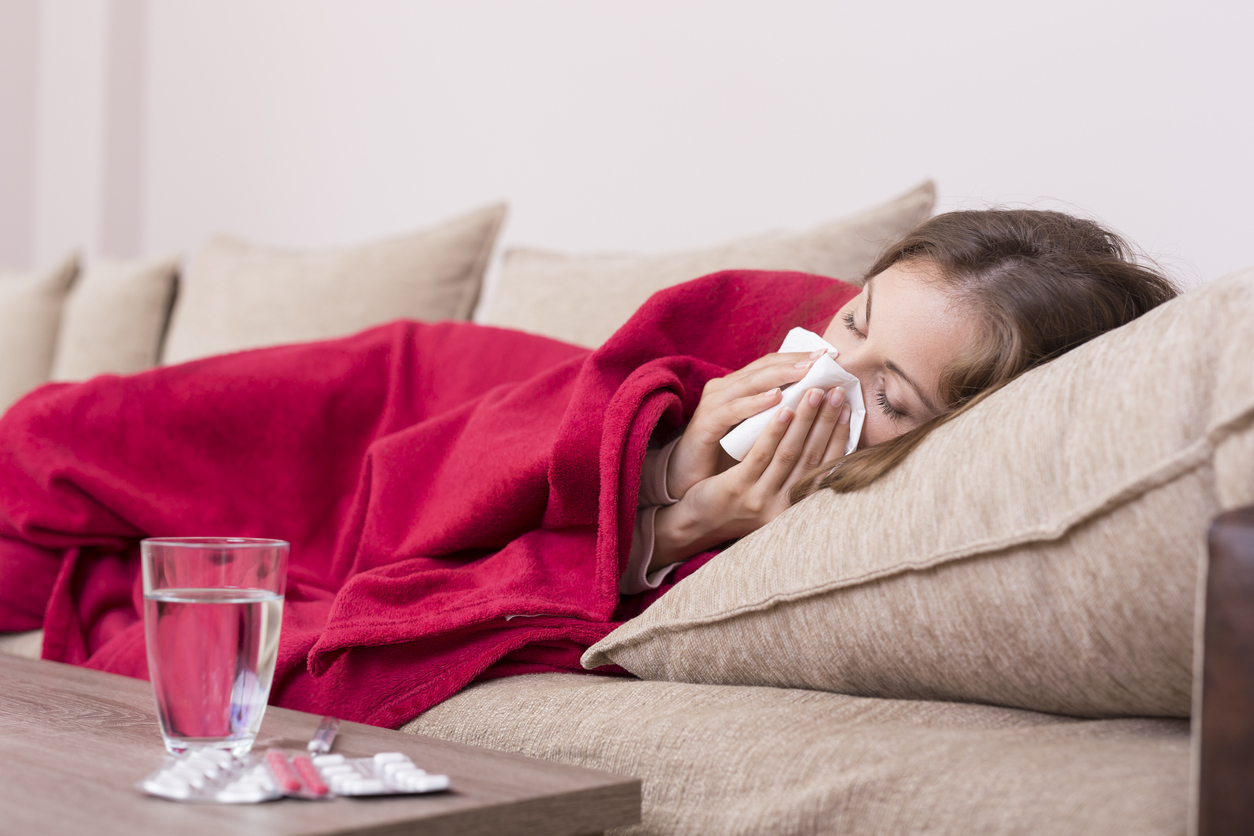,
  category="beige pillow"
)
[0,255,78,412]
[584,267,1254,719]
[162,204,506,364]
[486,181,935,347]
[51,256,179,381]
